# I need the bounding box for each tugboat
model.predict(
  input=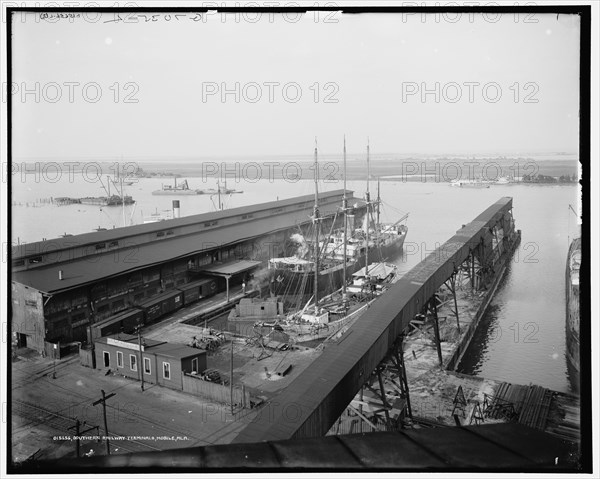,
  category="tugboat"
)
[152,178,202,195]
